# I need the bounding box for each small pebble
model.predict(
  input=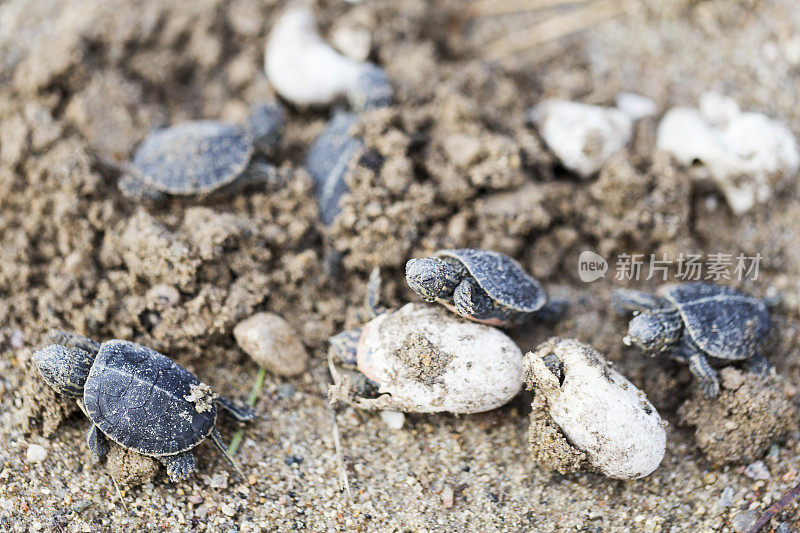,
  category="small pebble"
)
[234,312,308,376]
[208,471,229,489]
[145,284,180,309]
[10,329,24,349]
[26,444,46,463]
[188,494,203,505]
[284,454,303,466]
[731,509,759,533]
[744,460,771,480]
[718,486,735,508]
[380,410,405,430]
[70,499,93,513]
[441,485,454,508]
[615,92,657,120]
[529,99,633,178]
[331,24,372,62]
[277,383,297,399]
[220,503,236,517]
